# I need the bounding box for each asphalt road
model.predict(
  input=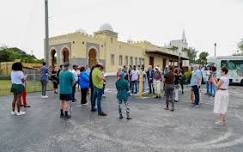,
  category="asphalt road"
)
[0,78,243,152]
